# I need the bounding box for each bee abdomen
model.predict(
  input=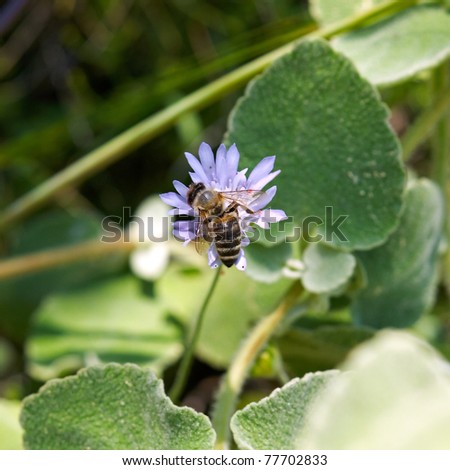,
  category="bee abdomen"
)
[209,216,242,268]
